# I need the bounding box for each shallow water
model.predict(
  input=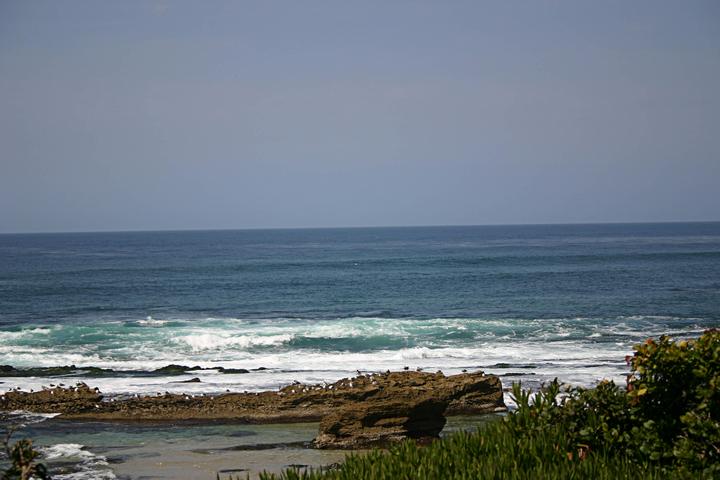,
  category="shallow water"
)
[4,415,501,479]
